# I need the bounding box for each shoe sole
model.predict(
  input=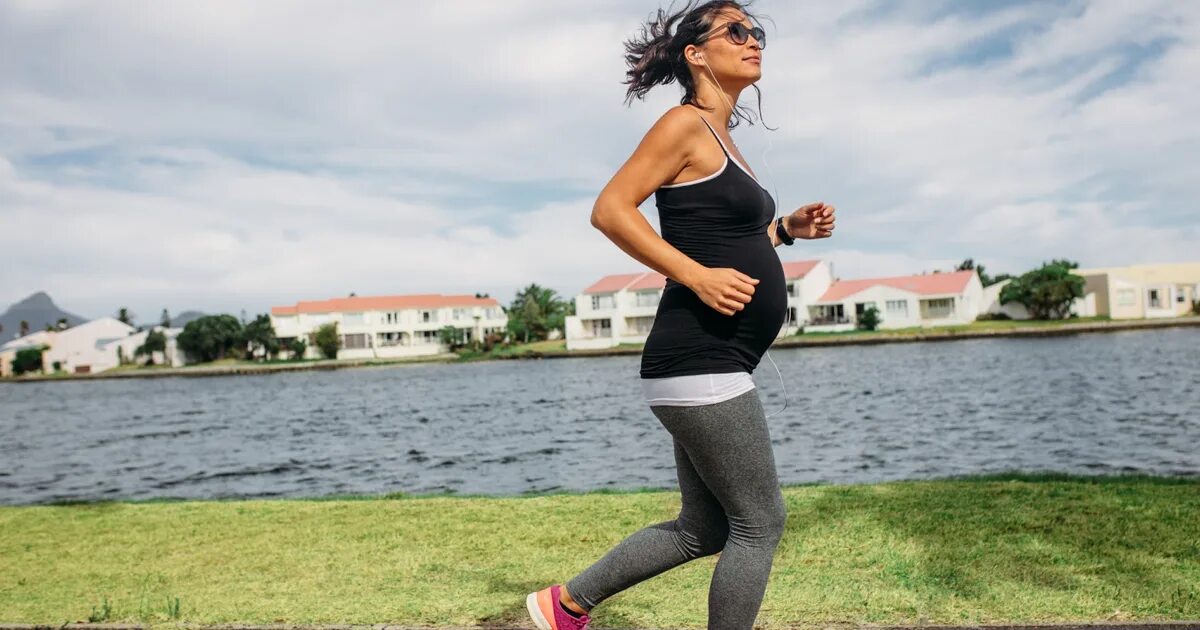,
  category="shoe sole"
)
[526,591,552,630]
